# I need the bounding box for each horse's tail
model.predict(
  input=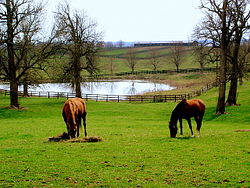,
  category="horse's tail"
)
[69,100,76,125]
